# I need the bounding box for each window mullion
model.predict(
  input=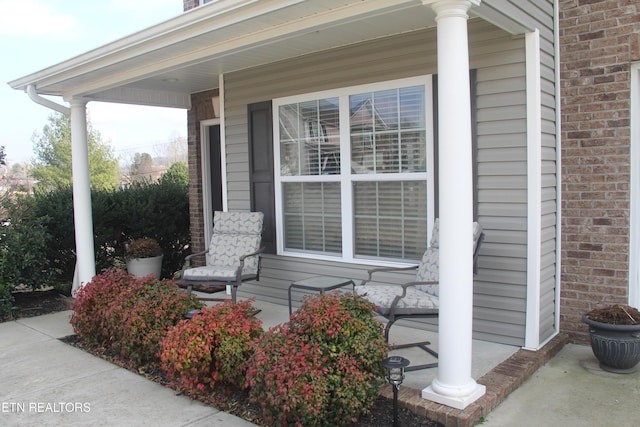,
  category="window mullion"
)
[340,94,353,260]
[400,182,405,258]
